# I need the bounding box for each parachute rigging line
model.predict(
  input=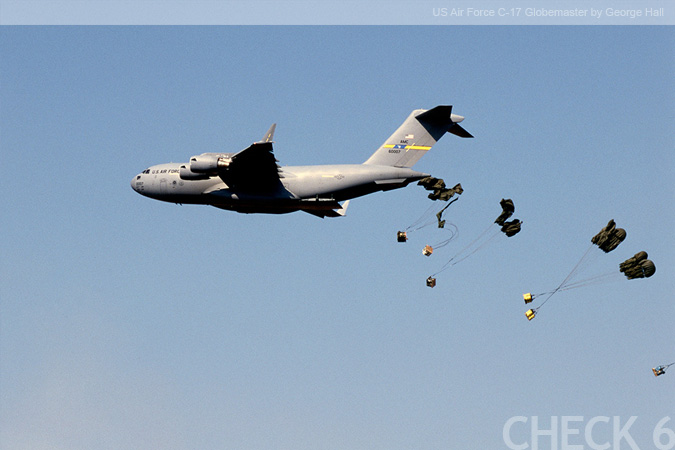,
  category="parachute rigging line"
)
[534,245,597,312]
[405,203,440,233]
[653,362,675,376]
[430,223,459,250]
[532,272,622,298]
[555,272,622,292]
[432,223,499,276]
[406,197,460,234]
